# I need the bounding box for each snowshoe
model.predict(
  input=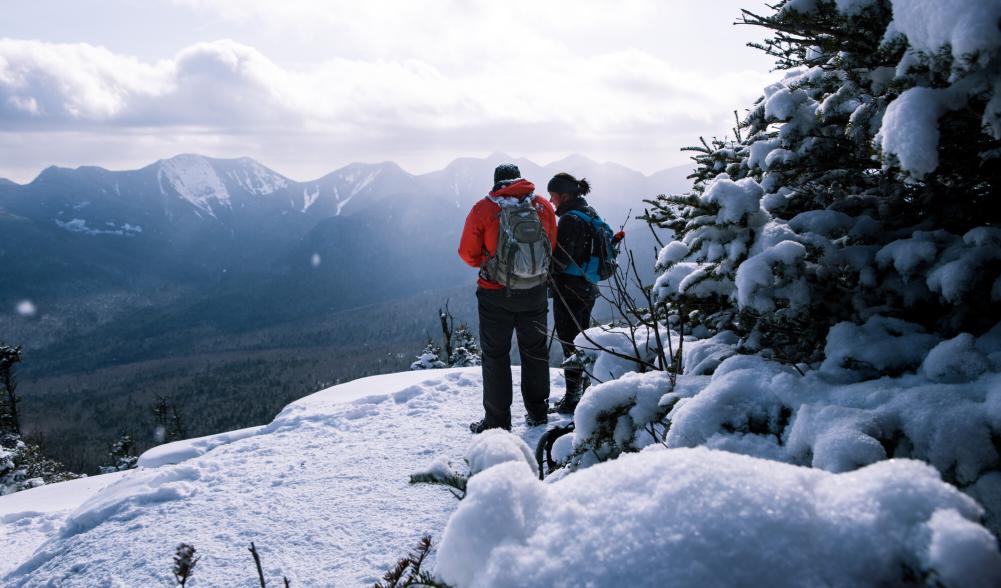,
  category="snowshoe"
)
[534,422,575,480]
